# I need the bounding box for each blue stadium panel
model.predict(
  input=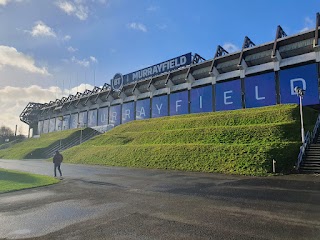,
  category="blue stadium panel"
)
[88,109,98,127]
[122,102,135,124]
[62,115,70,130]
[190,85,213,113]
[43,119,49,133]
[79,111,88,126]
[152,95,168,118]
[170,90,189,116]
[215,79,242,111]
[38,121,43,134]
[280,63,319,106]
[49,118,55,132]
[70,113,78,129]
[136,98,150,120]
[245,72,276,108]
[98,107,108,126]
[55,117,63,131]
[109,105,121,126]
